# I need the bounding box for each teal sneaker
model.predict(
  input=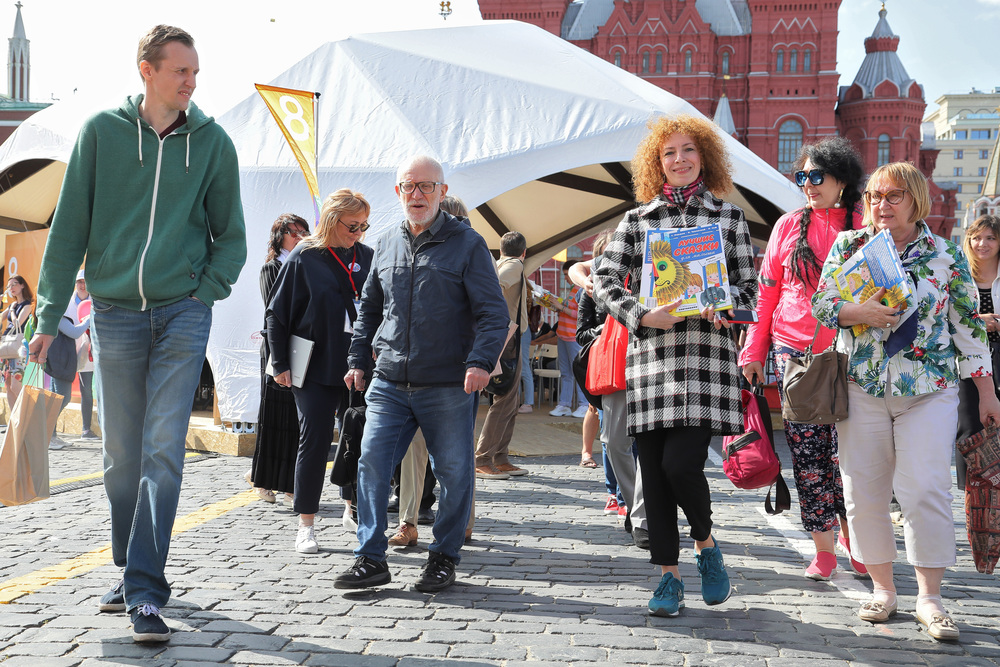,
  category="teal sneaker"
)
[695,537,732,605]
[648,572,685,617]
